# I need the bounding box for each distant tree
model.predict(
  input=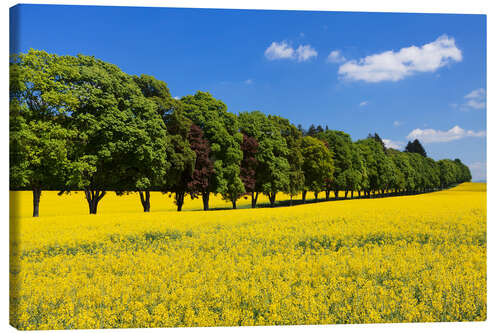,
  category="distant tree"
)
[297,124,305,136]
[306,124,317,137]
[356,137,390,196]
[300,136,334,202]
[405,139,427,157]
[388,149,416,193]
[317,130,353,199]
[368,132,386,152]
[181,91,244,210]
